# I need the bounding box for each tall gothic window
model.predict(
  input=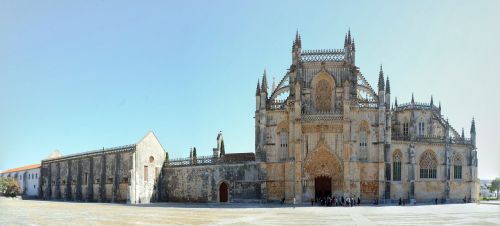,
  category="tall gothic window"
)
[393,150,402,181]
[419,150,437,179]
[418,121,425,136]
[315,79,332,112]
[403,122,409,137]
[359,121,369,161]
[279,130,288,160]
[453,154,463,179]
